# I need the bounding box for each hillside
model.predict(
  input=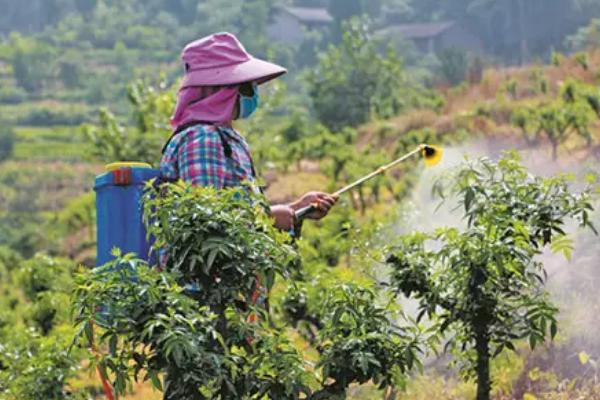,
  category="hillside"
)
[1,6,600,397]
